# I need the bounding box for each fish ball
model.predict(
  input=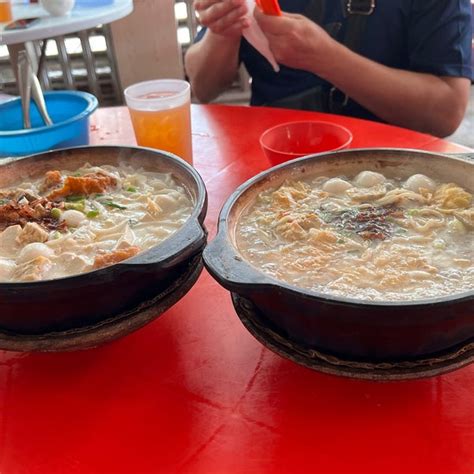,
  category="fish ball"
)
[404,174,436,193]
[18,243,54,263]
[354,171,386,188]
[322,178,353,194]
[61,210,86,227]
